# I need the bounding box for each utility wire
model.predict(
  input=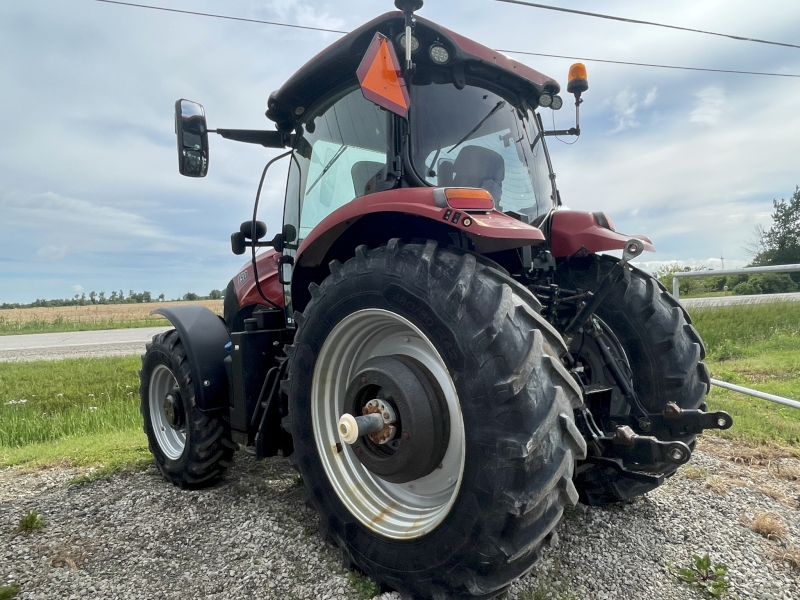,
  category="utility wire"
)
[91,0,348,34]
[495,0,800,51]
[497,49,800,78]
[92,0,800,79]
